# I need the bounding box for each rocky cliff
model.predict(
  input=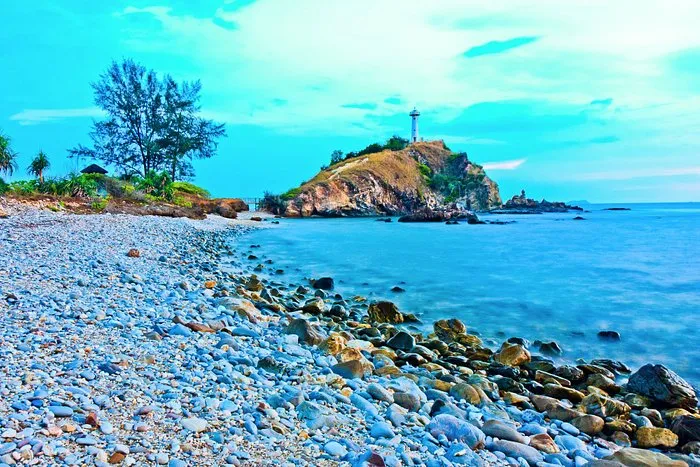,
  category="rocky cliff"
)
[284,141,501,217]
